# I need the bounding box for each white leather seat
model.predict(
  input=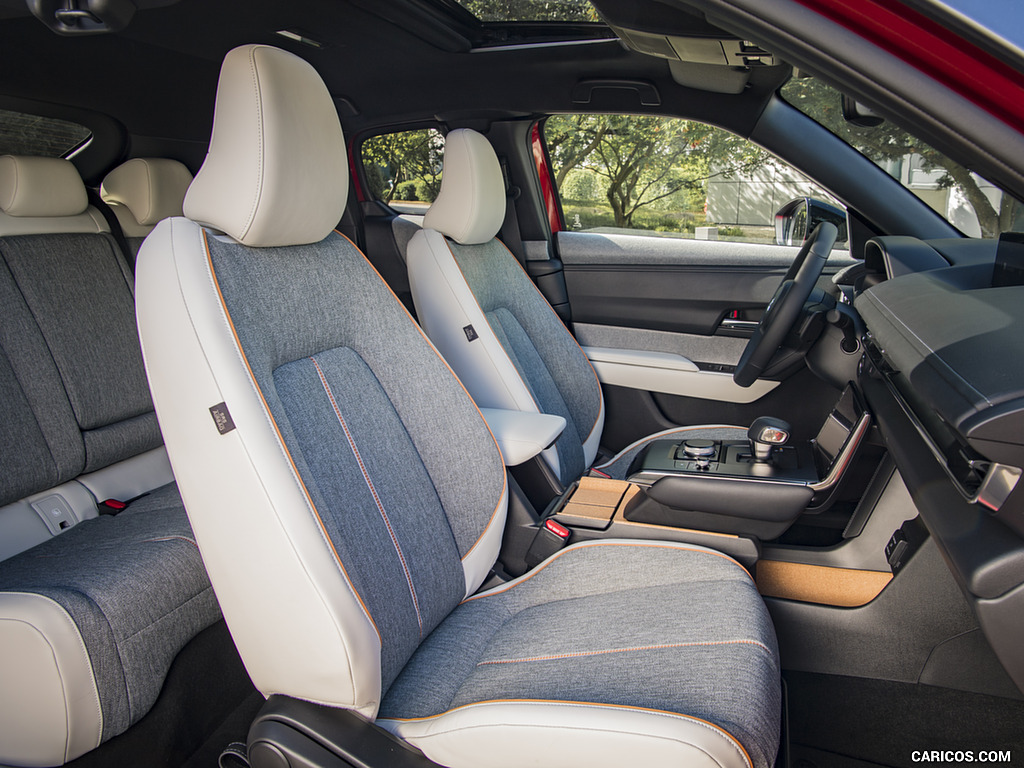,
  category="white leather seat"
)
[407,128,745,486]
[136,43,781,768]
